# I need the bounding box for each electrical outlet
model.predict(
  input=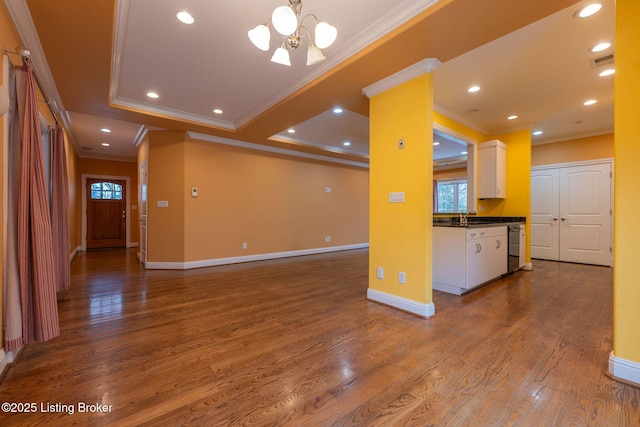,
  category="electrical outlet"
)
[377,267,384,280]
[325,187,332,193]
[398,271,407,284]
[242,242,247,250]
[325,236,332,243]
